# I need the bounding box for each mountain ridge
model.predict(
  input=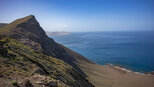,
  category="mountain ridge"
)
[0,15,93,77]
